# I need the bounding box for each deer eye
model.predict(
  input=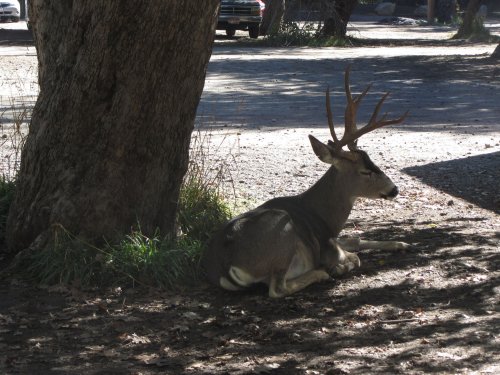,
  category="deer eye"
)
[360,171,372,176]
